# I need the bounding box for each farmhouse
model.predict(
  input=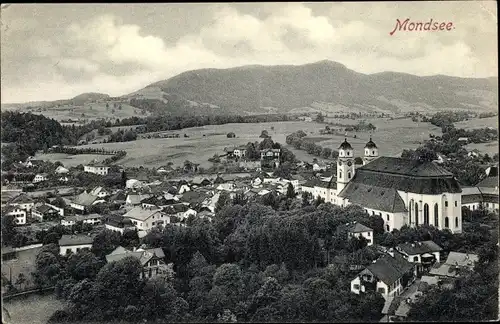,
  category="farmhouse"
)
[32,203,61,221]
[59,234,93,255]
[123,206,168,231]
[343,222,374,246]
[351,250,416,300]
[2,205,27,225]
[33,173,49,183]
[313,137,463,234]
[104,215,136,234]
[61,214,102,227]
[7,193,34,212]
[105,246,170,279]
[84,164,110,176]
[395,241,442,275]
[70,191,106,213]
